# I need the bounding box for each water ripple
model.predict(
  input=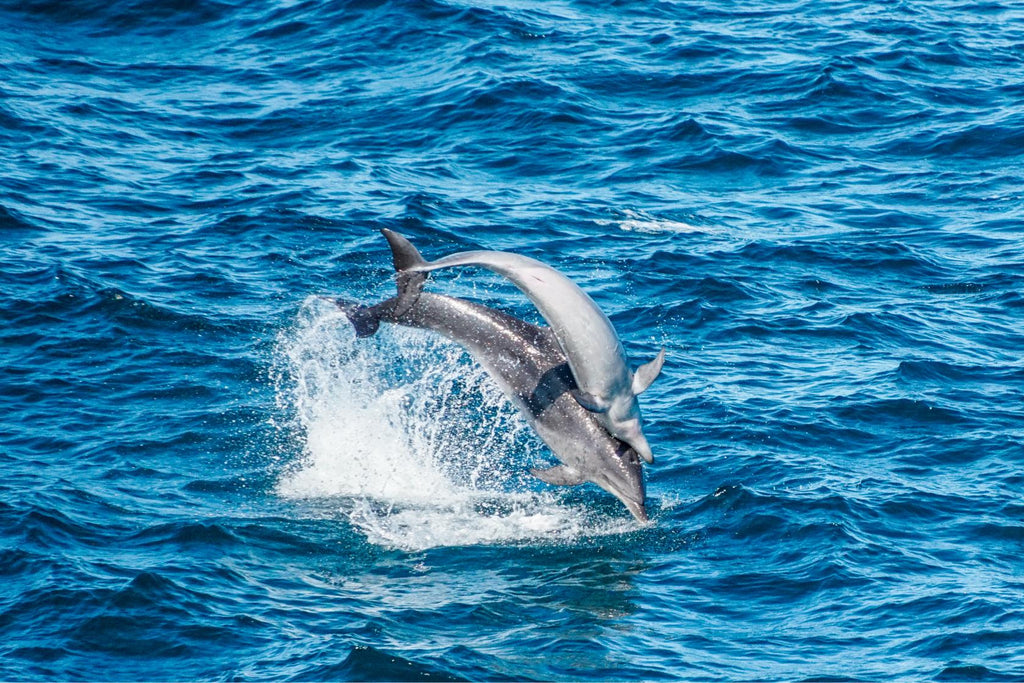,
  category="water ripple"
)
[2,0,1024,679]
